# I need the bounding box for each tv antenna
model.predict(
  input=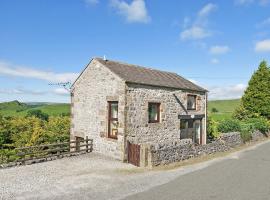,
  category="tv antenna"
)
[48,82,71,93]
